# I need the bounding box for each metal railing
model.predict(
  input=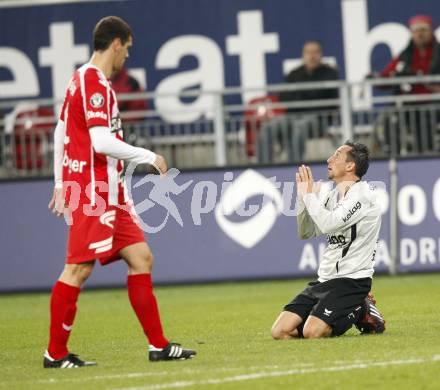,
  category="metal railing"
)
[1,75,440,177]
